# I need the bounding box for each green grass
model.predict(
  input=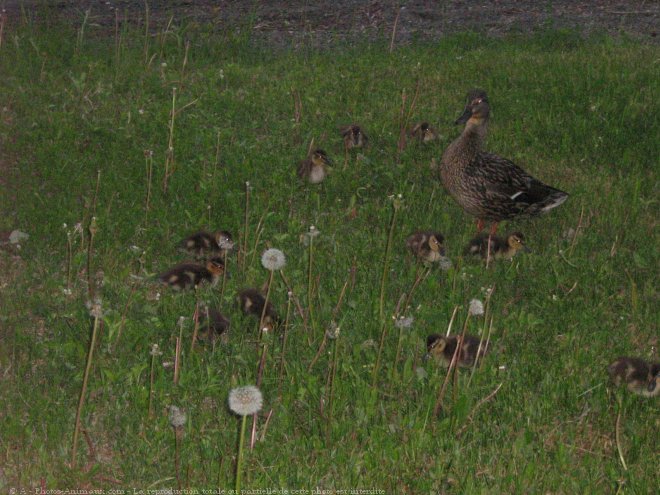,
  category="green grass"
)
[0,17,658,494]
